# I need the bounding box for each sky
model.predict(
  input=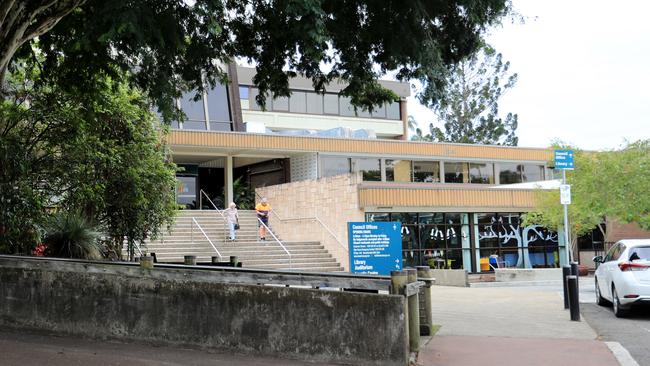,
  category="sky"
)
[407,0,650,150]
